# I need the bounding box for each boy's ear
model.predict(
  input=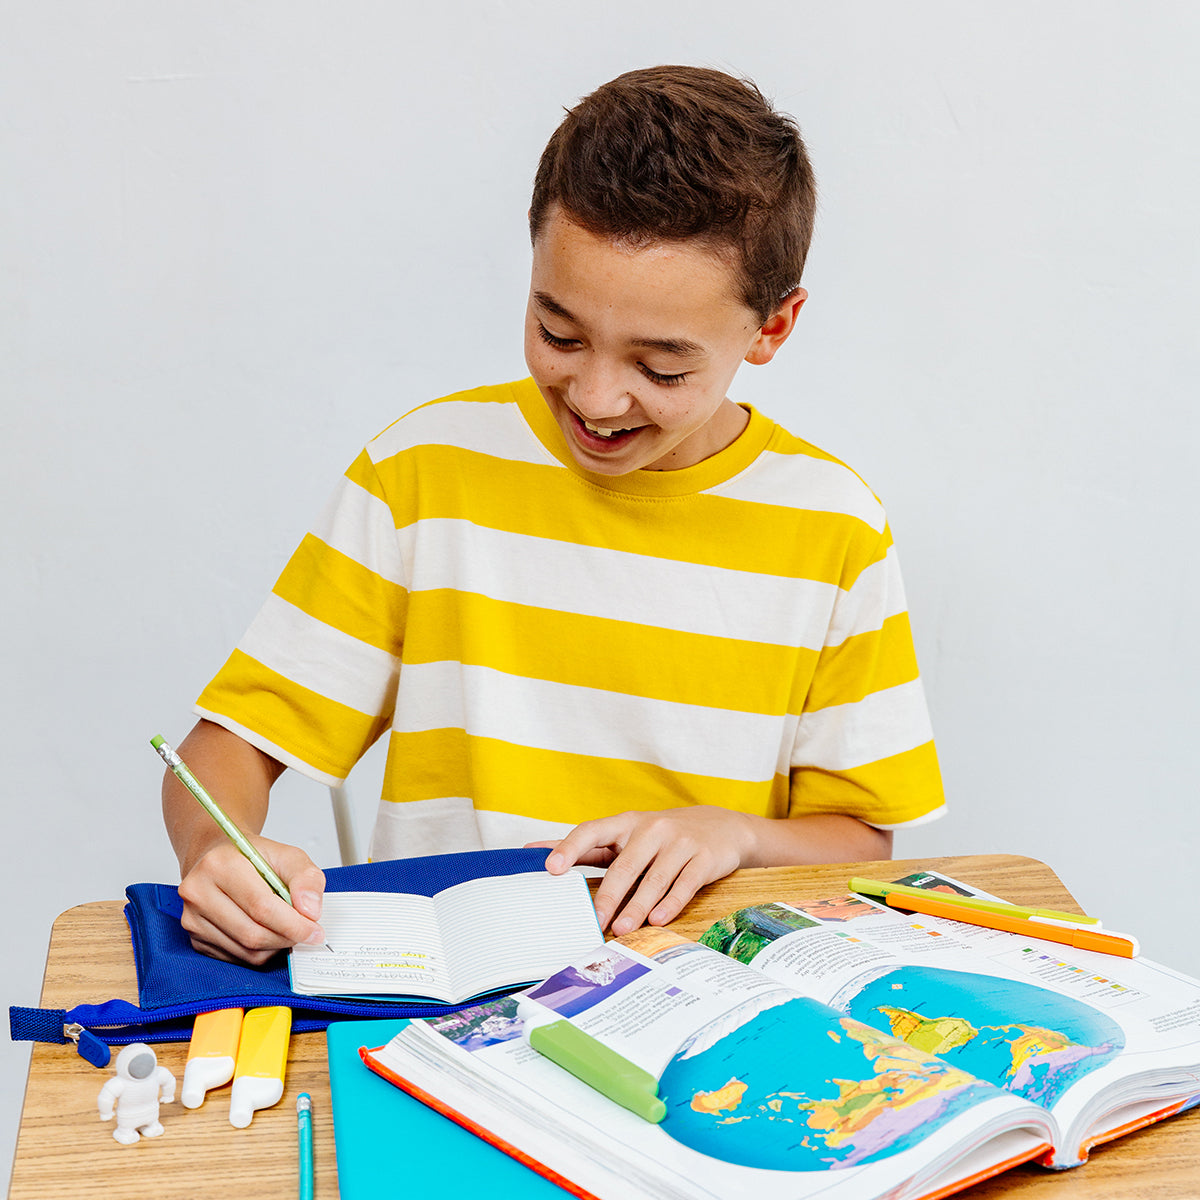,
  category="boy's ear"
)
[745,287,808,366]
